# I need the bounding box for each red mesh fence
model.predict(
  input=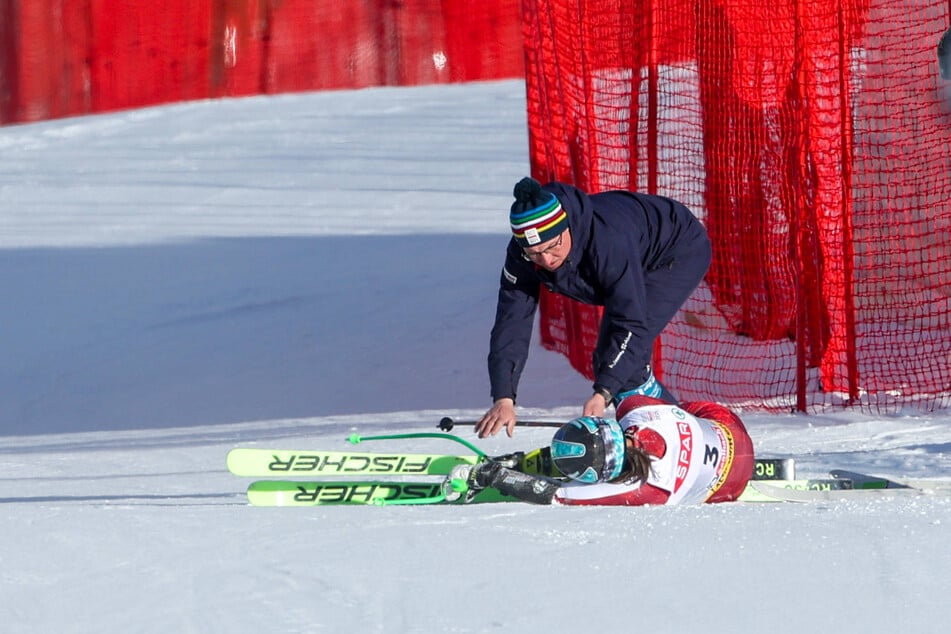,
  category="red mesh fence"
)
[524,0,951,412]
[0,0,523,124]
